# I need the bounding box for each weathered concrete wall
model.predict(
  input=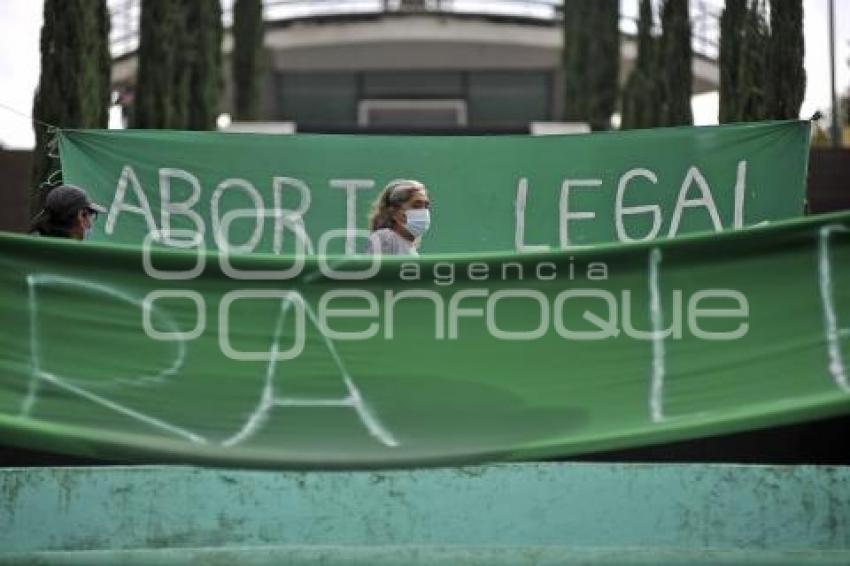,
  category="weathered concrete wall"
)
[1,463,848,564]
[808,149,850,214]
[0,149,31,233]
